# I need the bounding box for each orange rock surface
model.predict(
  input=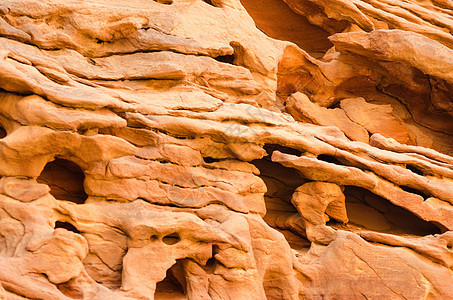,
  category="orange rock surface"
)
[0,0,452,299]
